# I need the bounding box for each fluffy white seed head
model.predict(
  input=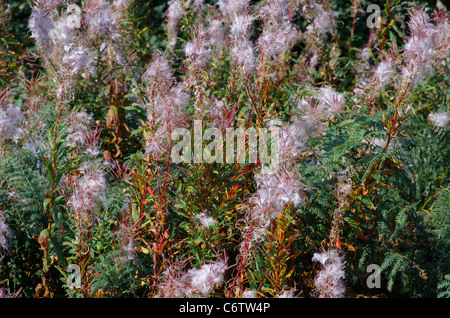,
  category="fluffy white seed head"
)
[85,1,121,40]
[315,86,346,119]
[0,212,11,250]
[428,112,450,128]
[29,6,55,54]
[62,44,95,78]
[208,19,227,53]
[252,168,304,219]
[312,250,346,298]
[374,58,396,88]
[195,212,216,228]
[187,260,227,296]
[0,104,24,141]
[166,0,184,50]
[49,15,76,47]
[66,111,94,148]
[184,29,211,69]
